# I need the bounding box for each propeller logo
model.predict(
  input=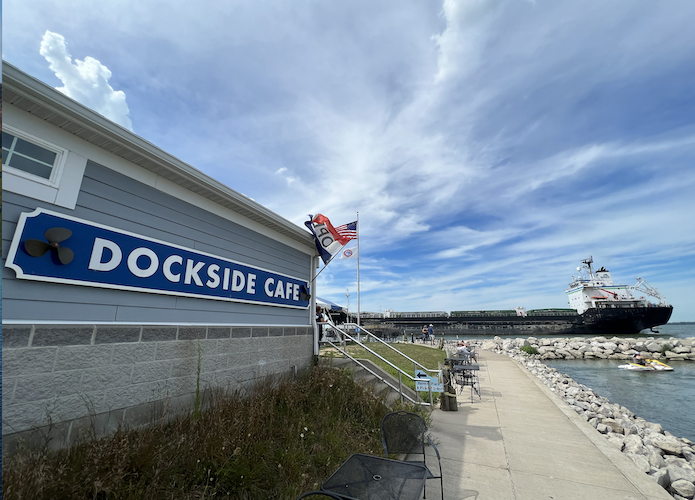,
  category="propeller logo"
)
[23,227,75,265]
